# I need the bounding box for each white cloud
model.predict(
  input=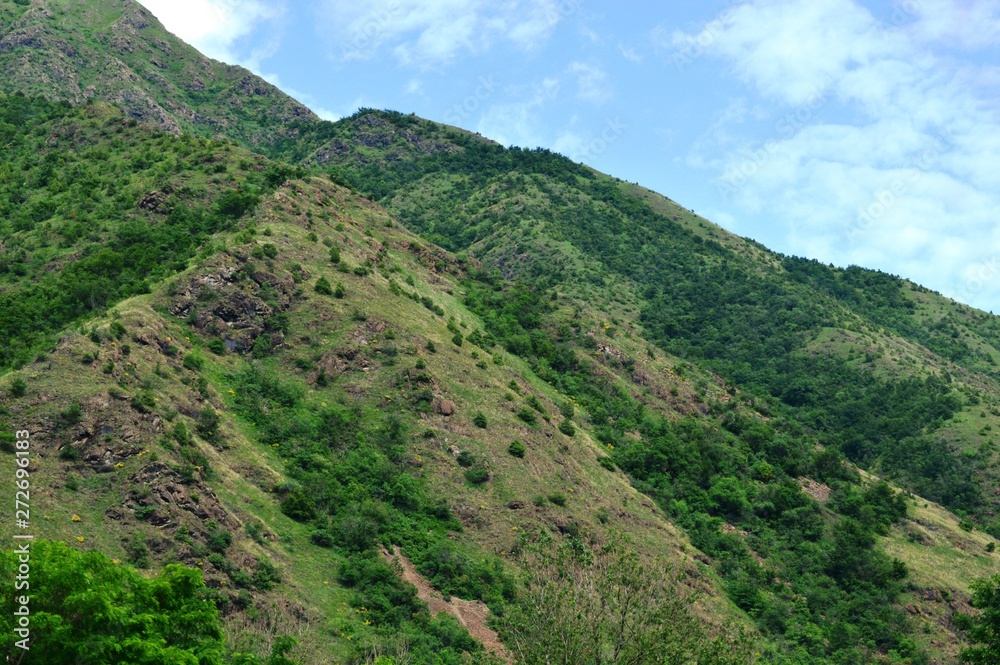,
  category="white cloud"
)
[137,0,283,69]
[566,61,611,103]
[320,0,565,66]
[476,77,559,147]
[909,0,1000,50]
[672,0,1000,310]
